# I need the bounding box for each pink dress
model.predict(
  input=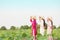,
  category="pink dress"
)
[47,21,53,35]
[30,19,37,36]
